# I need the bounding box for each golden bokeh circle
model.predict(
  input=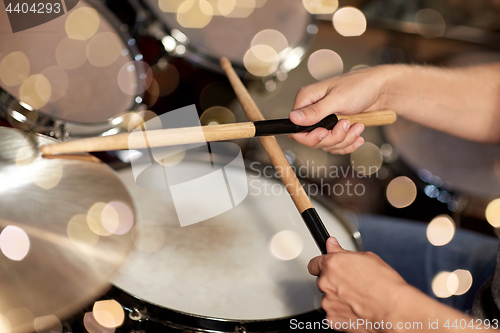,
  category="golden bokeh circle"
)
[333,7,367,37]
[0,51,30,87]
[386,176,417,208]
[426,215,455,246]
[65,7,100,40]
[307,49,343,81]
[19,74,52,110]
